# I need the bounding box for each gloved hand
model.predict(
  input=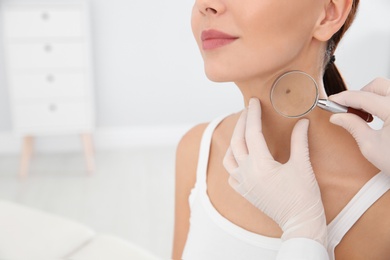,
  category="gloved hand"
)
[224,98,327,246]
[329,77,390,175]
